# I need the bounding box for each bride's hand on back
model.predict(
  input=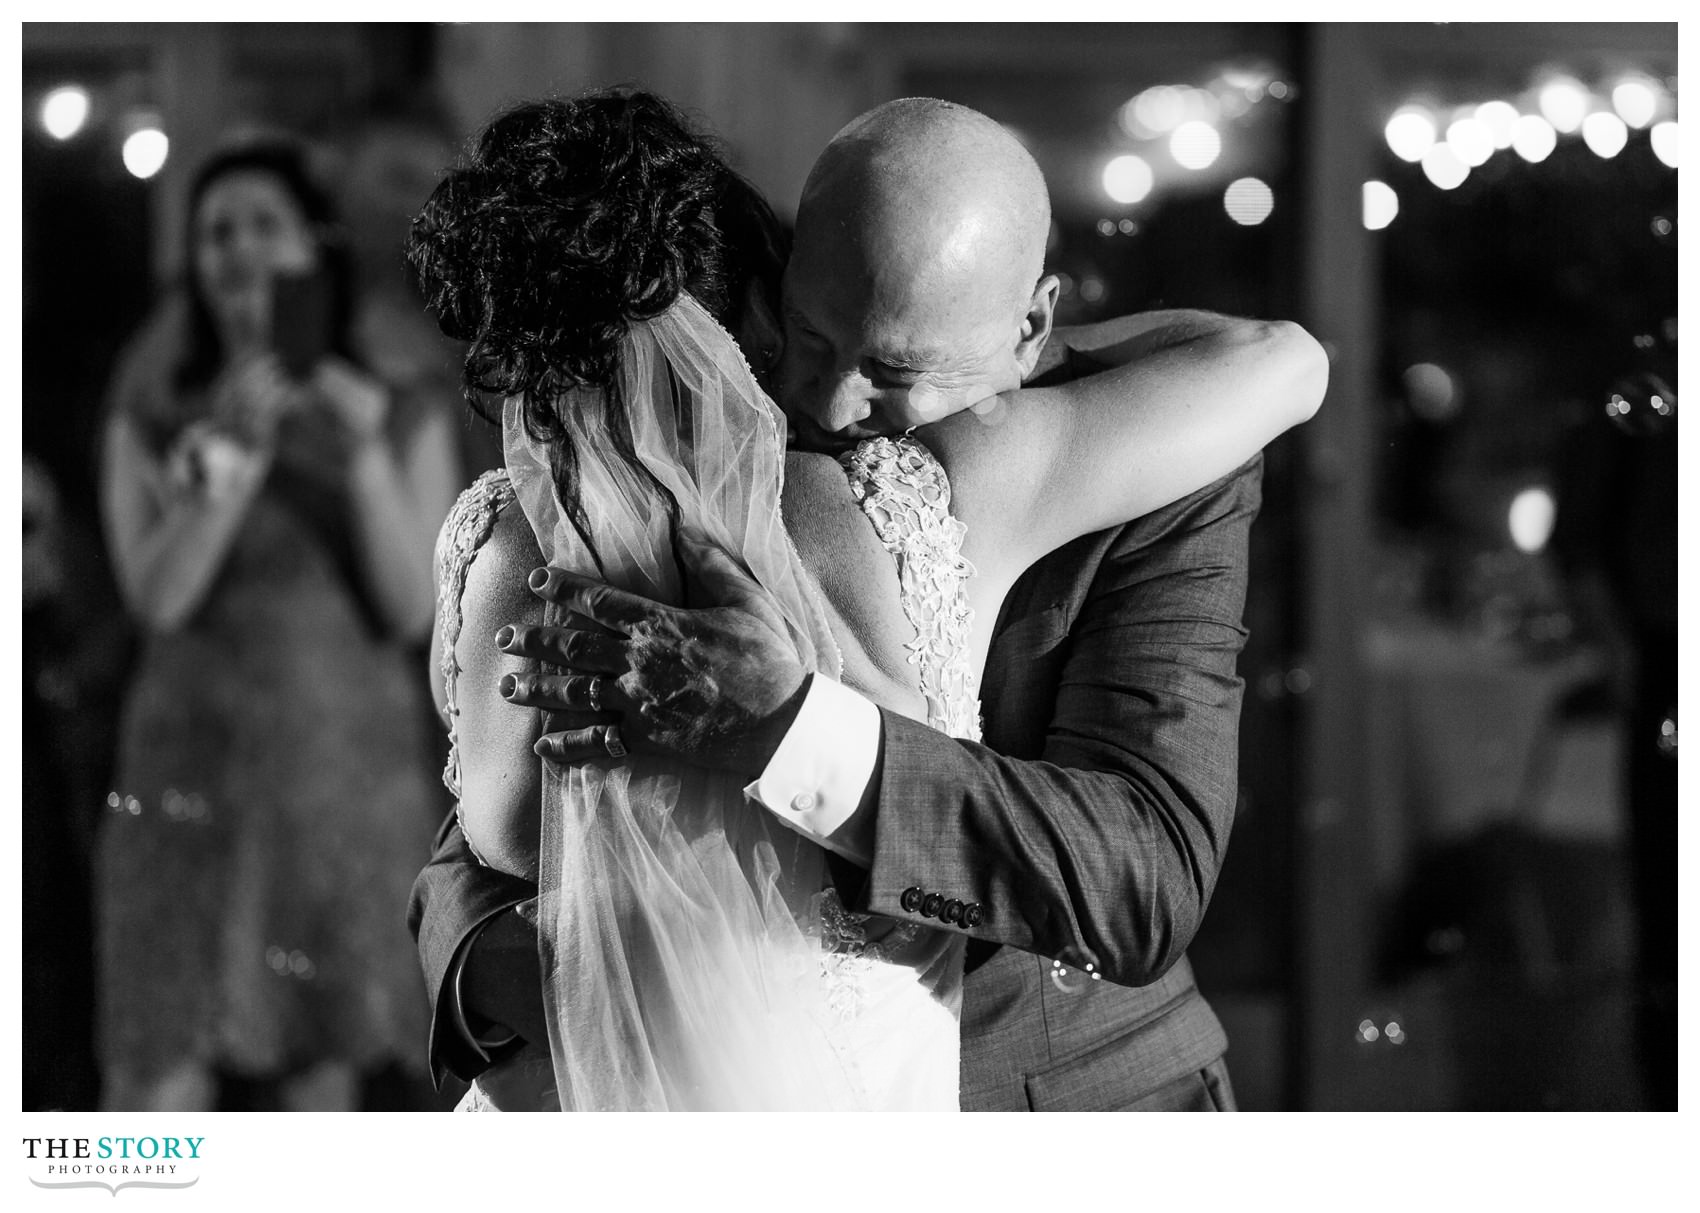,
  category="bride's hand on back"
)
[494,536,810,778]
